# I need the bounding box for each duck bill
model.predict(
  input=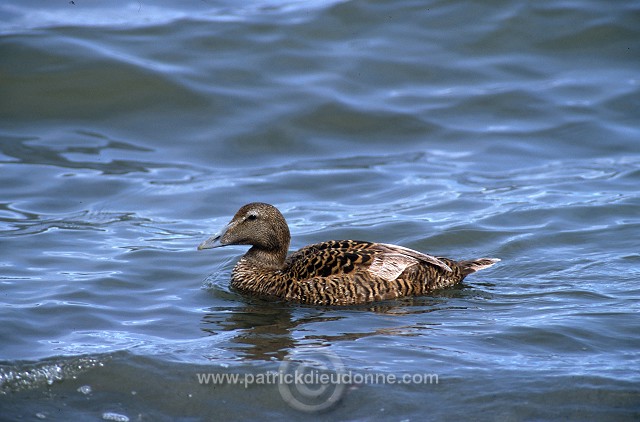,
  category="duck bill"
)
[197,225,229,250]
